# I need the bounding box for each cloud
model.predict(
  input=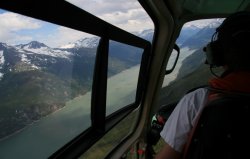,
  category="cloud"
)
[34,0,153,47]
[68,0,139,15]
[67,0,154,32]
[0,0,154,47]
[42,26,94,48]
[0,12,41,30]
[0,10,94,47]
[0,12,41,44]
[99,8,153,32]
